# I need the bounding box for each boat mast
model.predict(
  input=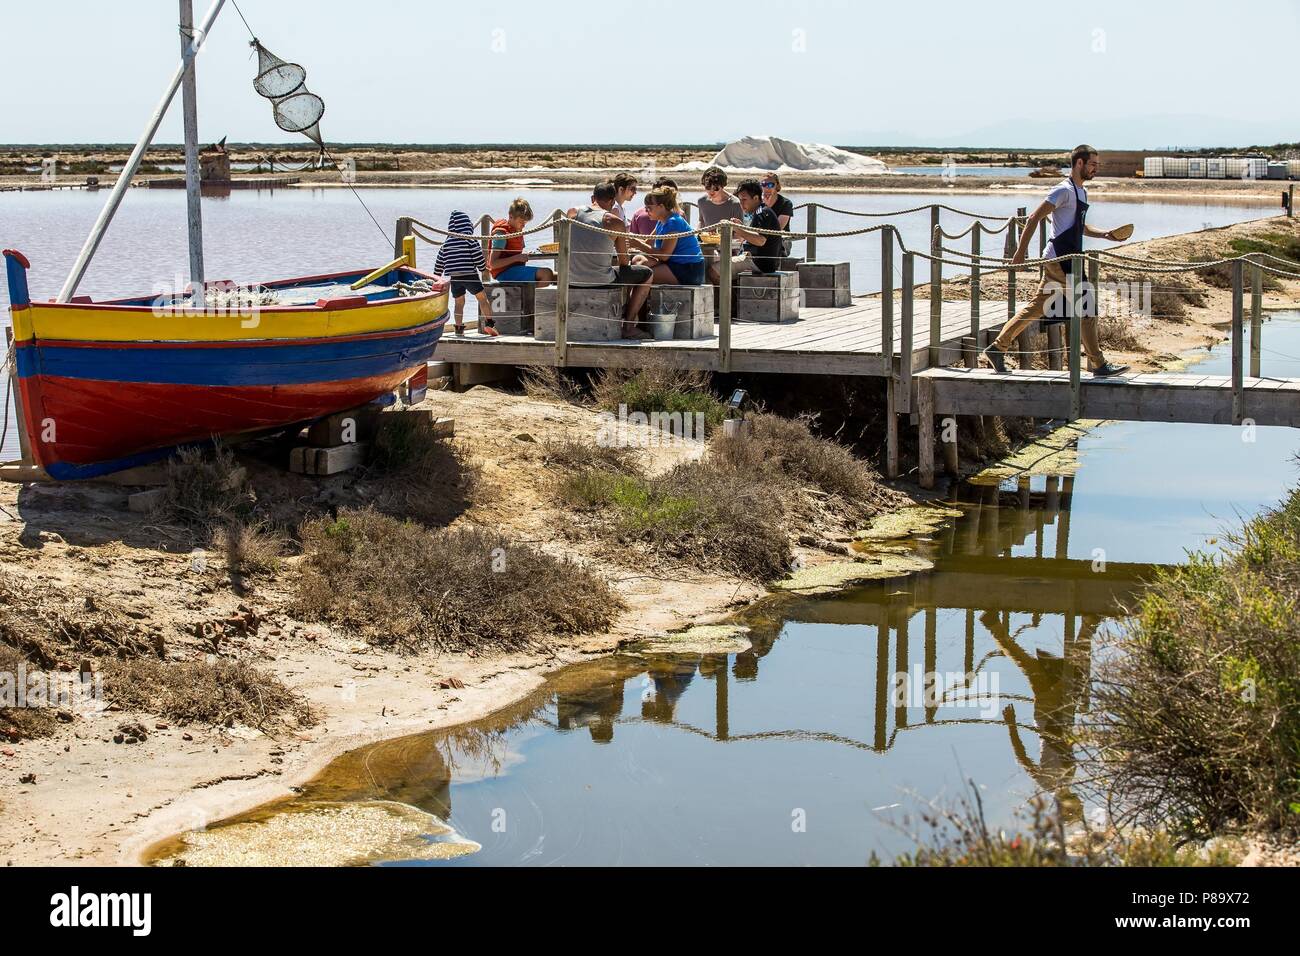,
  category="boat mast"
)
[57,0,226,303]
[180,0,205,290]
